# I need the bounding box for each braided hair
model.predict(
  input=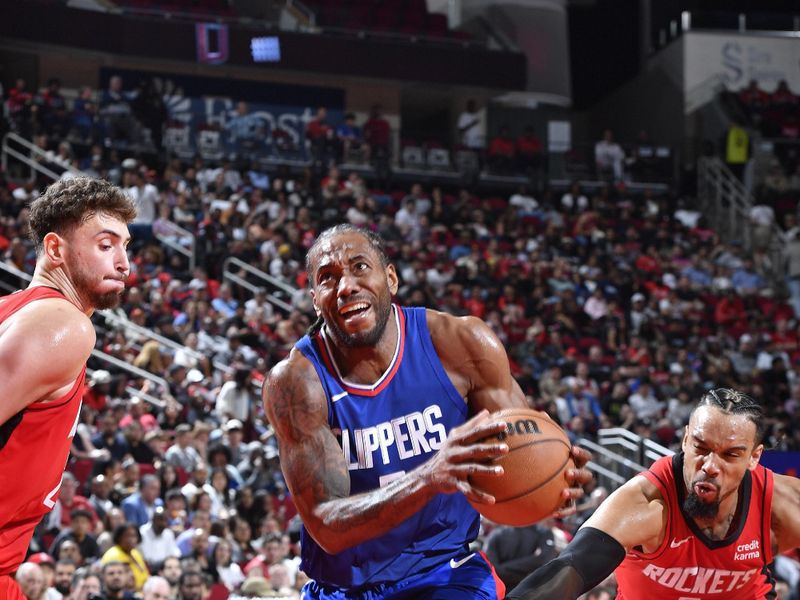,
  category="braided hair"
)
[304,224,391,337]
[694,388,765,445]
